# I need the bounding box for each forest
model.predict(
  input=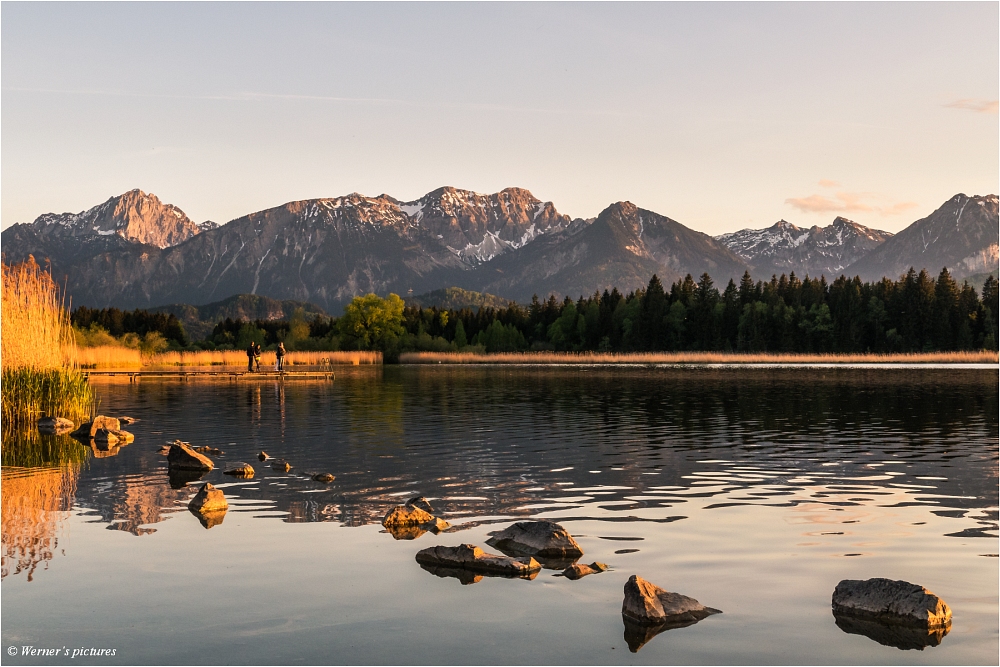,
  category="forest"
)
[71,268,1000,356]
